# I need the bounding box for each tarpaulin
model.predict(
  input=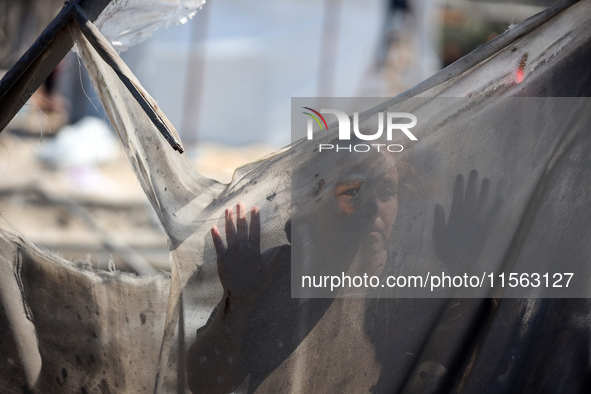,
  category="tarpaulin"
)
[1,0,590,392]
